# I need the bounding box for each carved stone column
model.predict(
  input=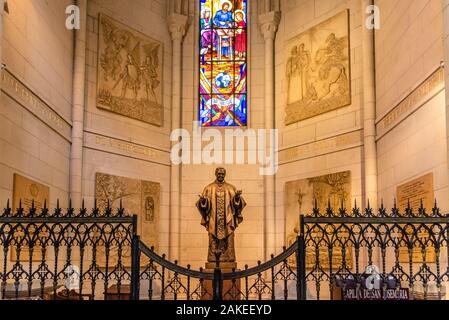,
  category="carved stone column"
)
[0,0,5,88]
[259,10,280,259]
[70,0,87,208]
[168,12,188,262]
[361,0,378,209]
[443,0,449,187]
